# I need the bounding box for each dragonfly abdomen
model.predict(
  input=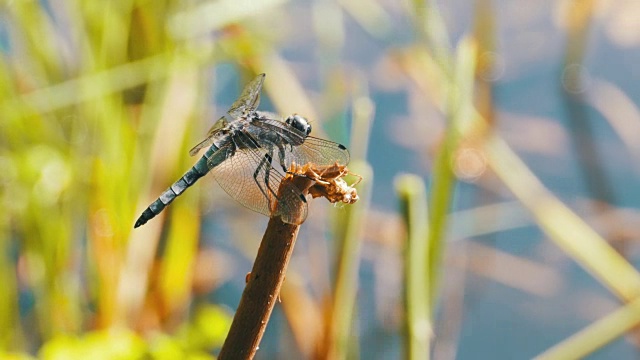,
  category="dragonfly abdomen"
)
[134,146,219,228]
